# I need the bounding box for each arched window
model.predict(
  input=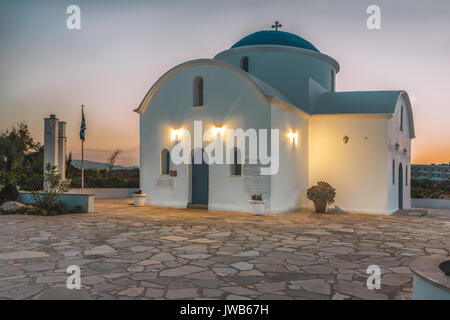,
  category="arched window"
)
[161,149,170,175]
[193,76,203,106]
[392,159,395,184]
[230,147,242,176]
[241,56,249,72]
[400,106,404,132]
